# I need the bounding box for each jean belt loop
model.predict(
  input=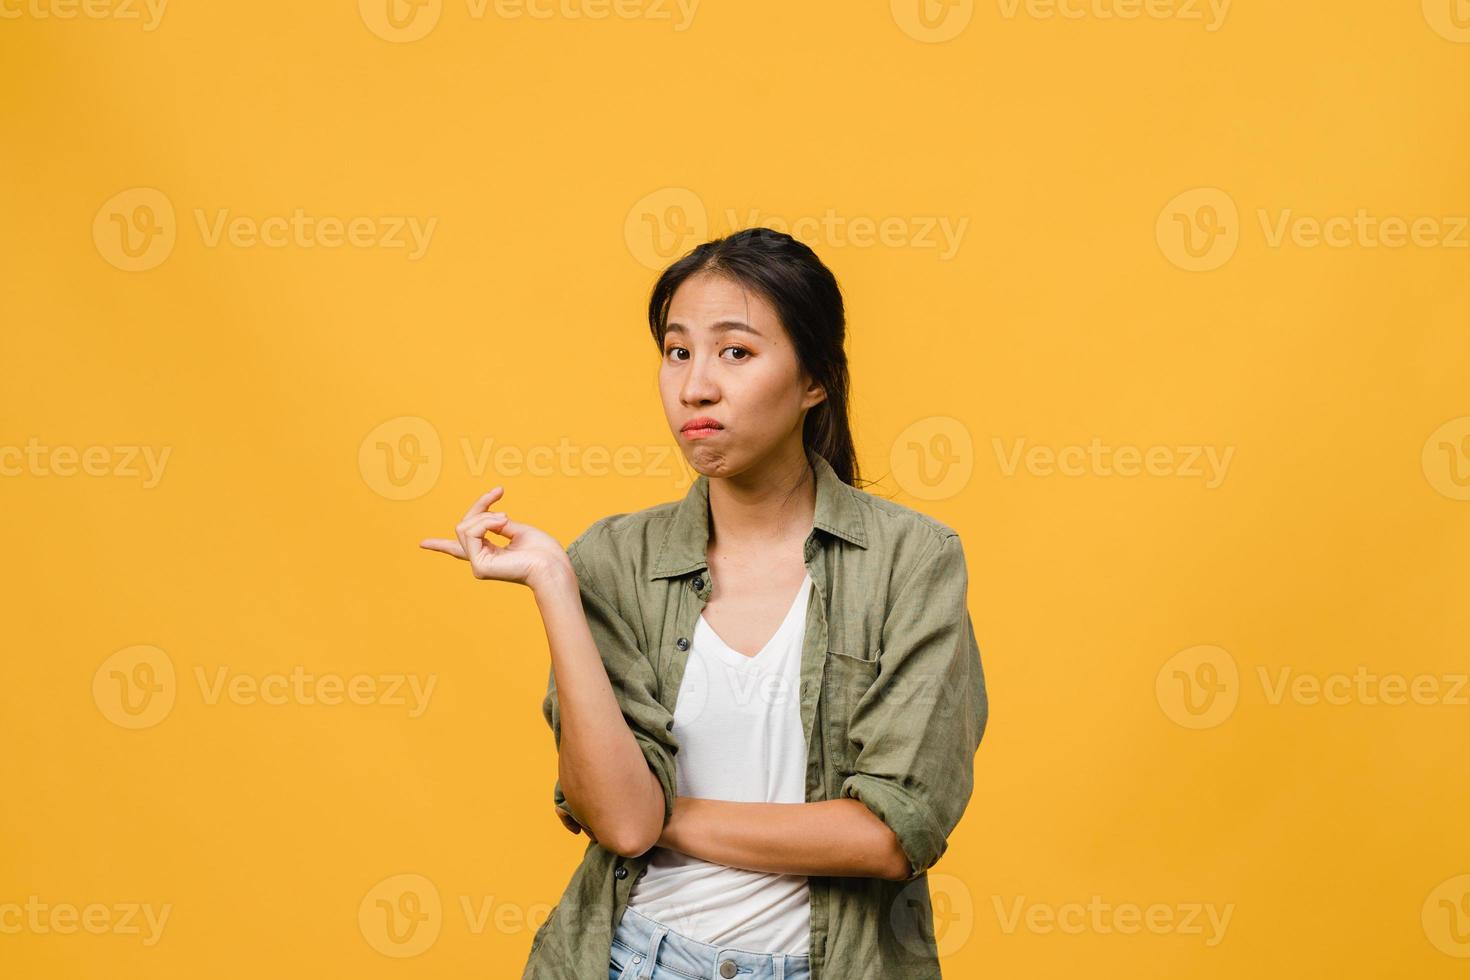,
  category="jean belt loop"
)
[774,952,786,980]
[639,923,669,980]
